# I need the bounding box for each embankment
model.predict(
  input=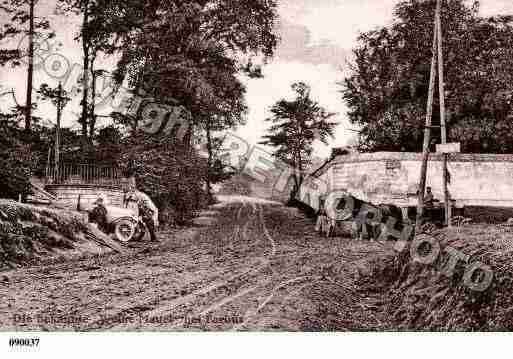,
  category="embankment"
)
[0,200,123,271]
[365,225,513,330]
